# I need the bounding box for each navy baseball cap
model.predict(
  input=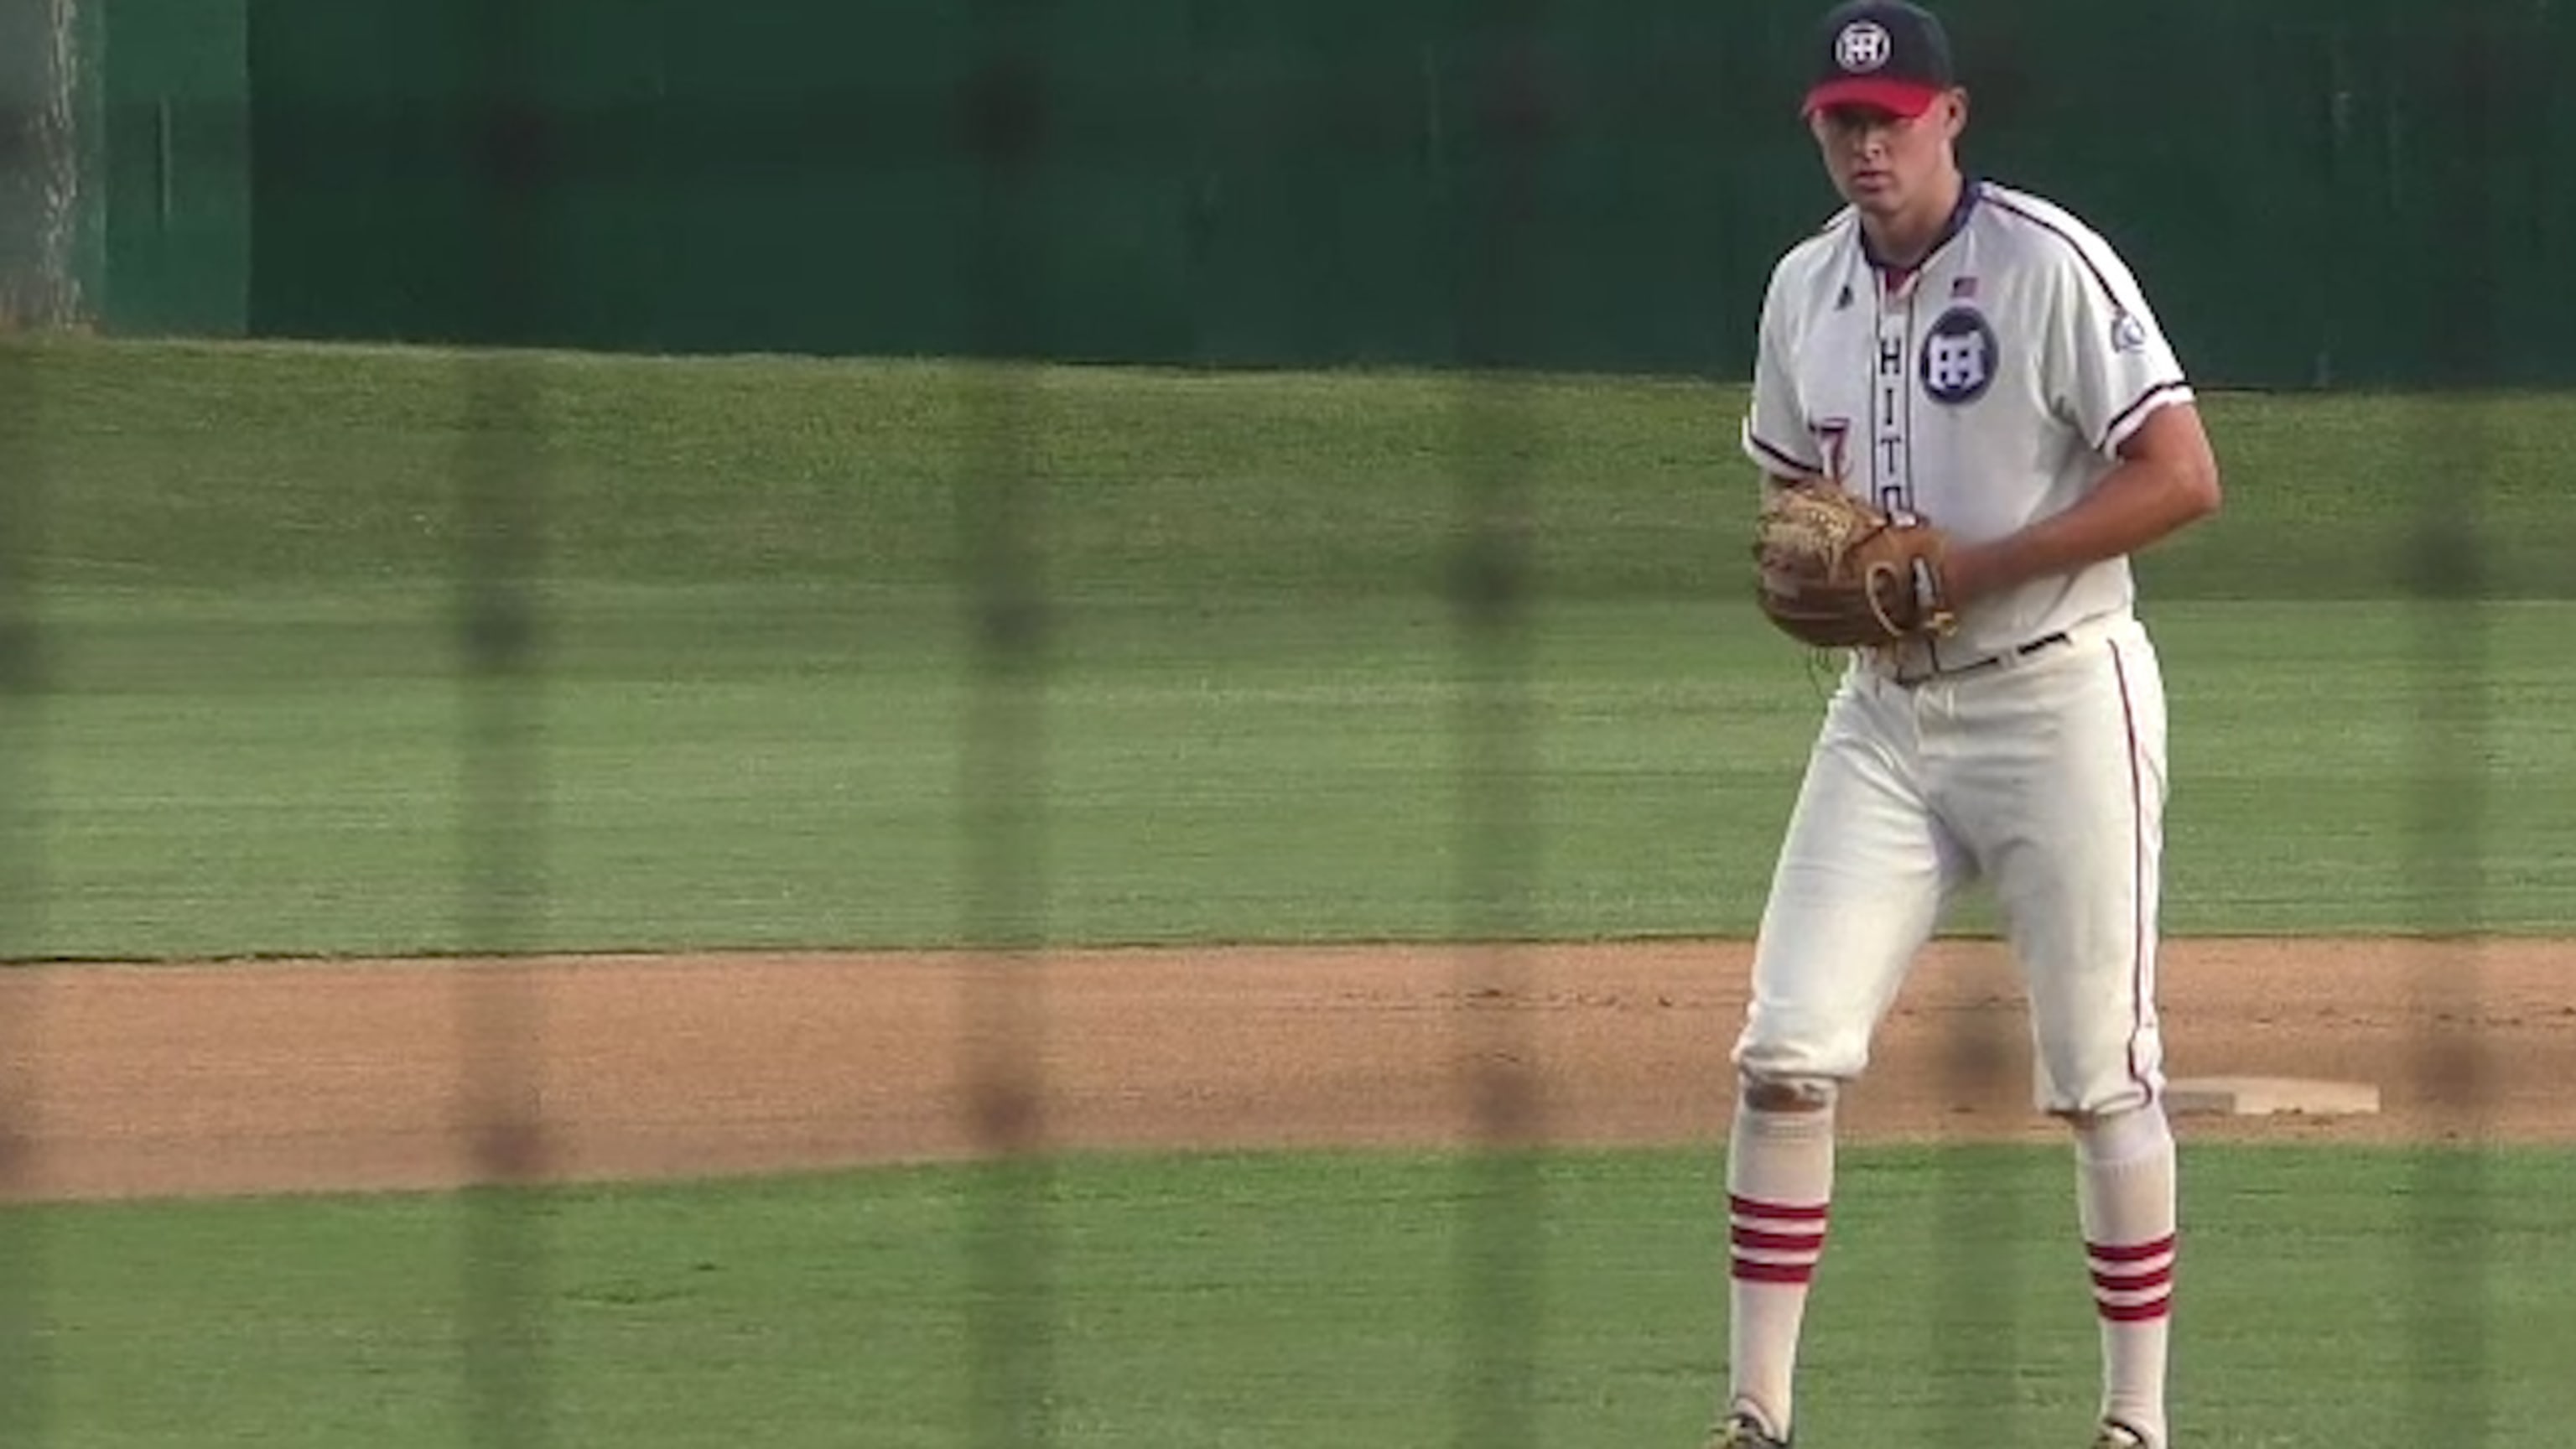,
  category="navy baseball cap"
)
[1802,0,1957,119]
